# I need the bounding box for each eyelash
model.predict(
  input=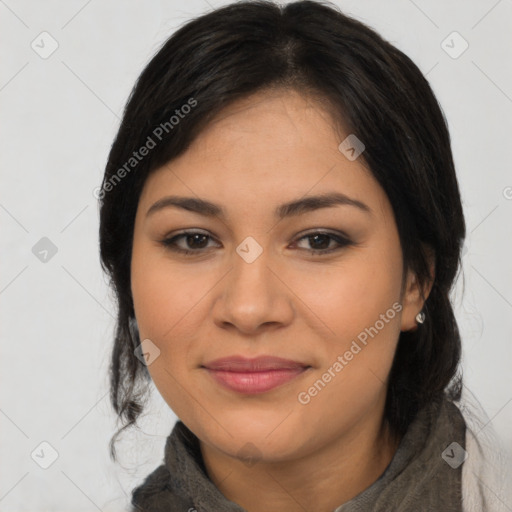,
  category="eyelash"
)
[159,230,353,256]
